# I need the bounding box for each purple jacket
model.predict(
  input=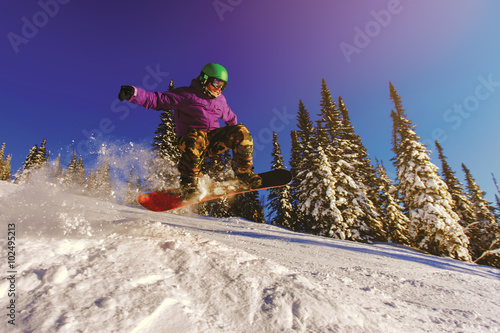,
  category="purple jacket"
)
[129,79,238,139]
